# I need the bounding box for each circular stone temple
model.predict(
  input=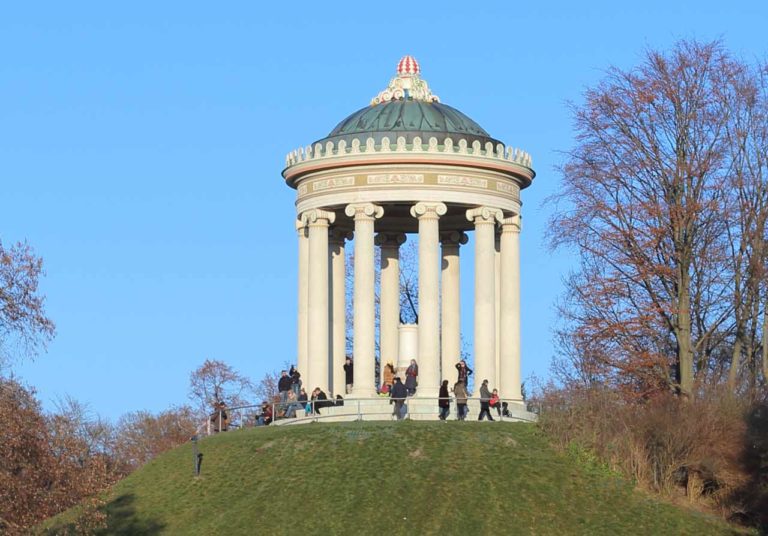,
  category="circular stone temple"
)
[283,56,535,415]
